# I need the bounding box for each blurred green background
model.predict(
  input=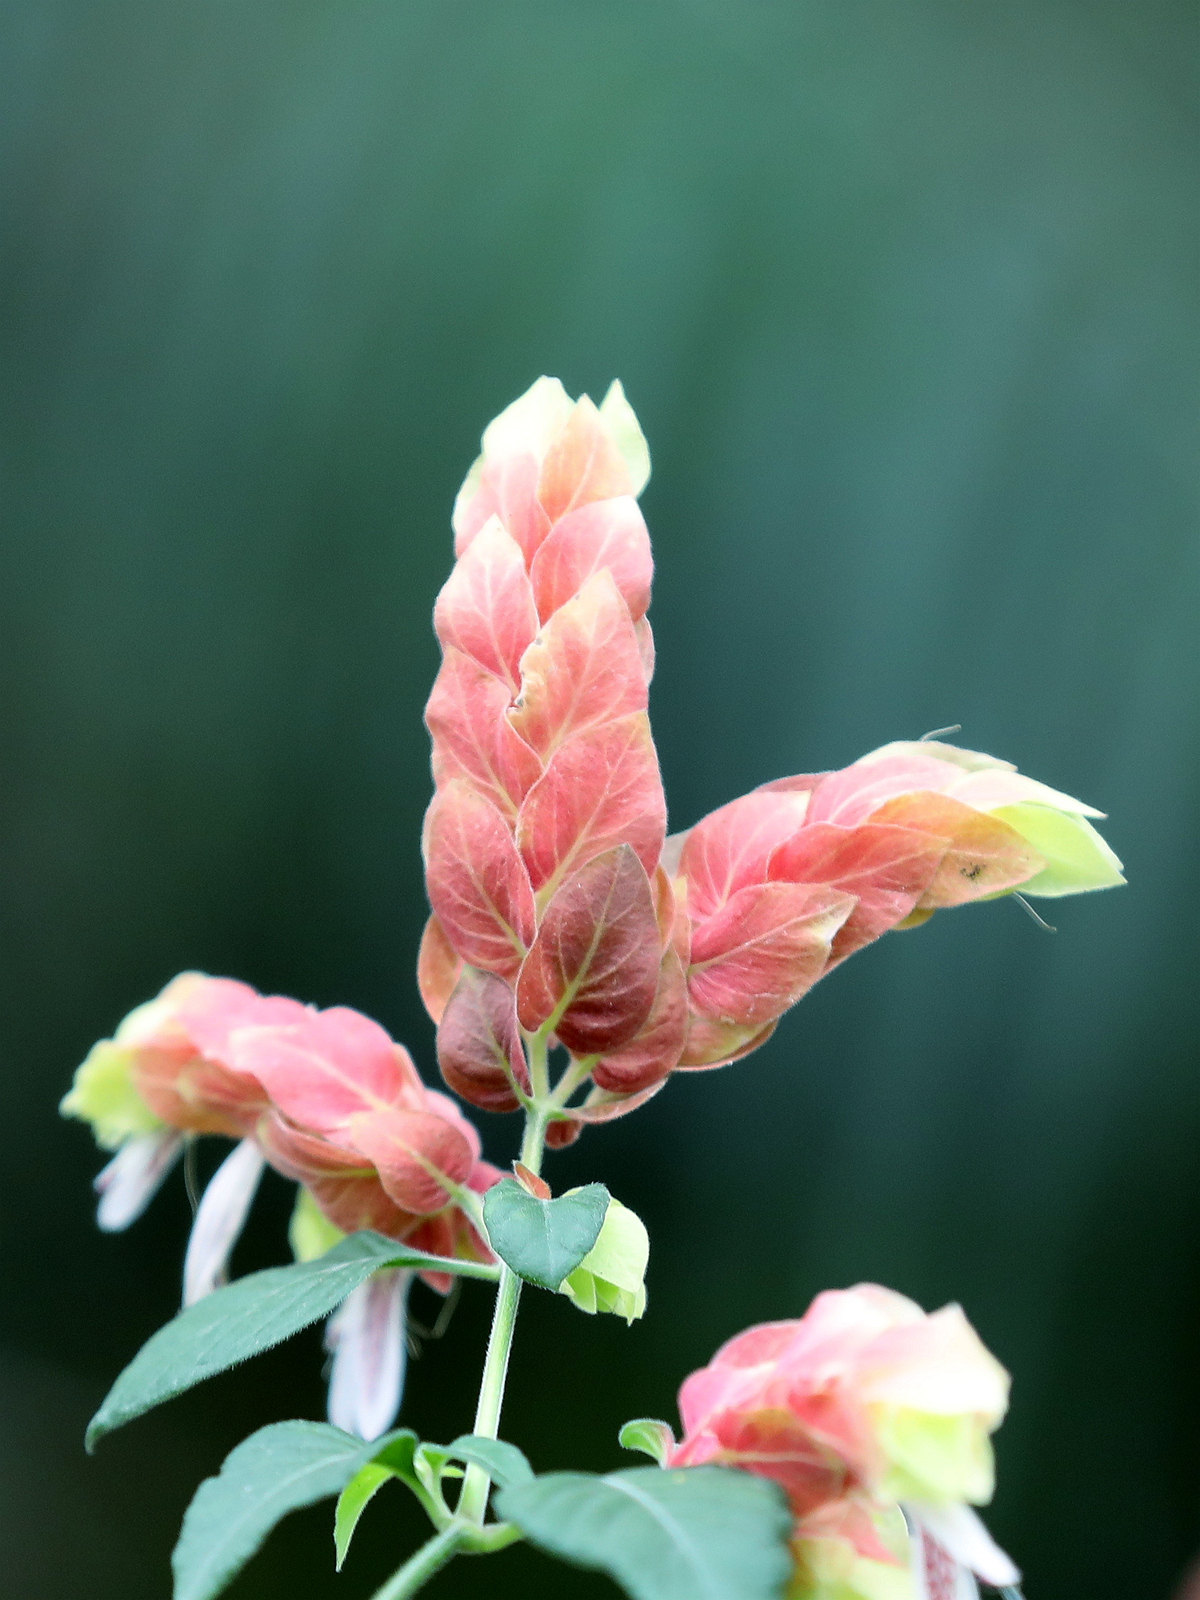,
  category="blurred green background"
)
[2,1,1197,1596]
